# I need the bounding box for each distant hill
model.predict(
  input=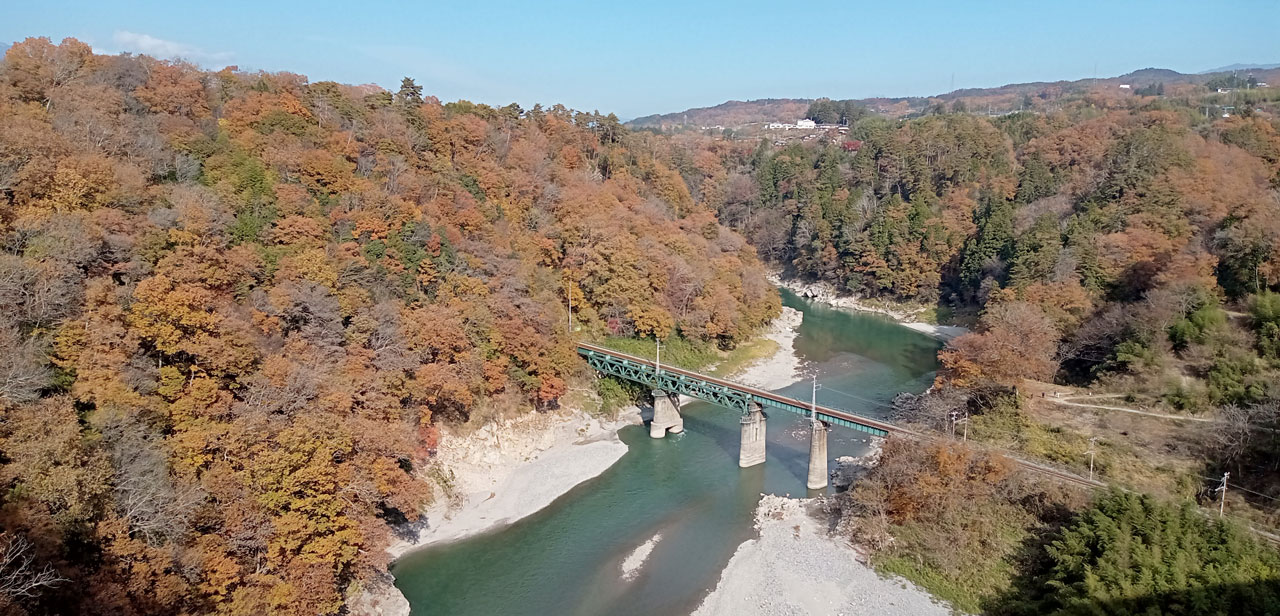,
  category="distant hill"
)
[628,98,812,130]
[1198,62,1280,74]
[628,64,1280,129]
